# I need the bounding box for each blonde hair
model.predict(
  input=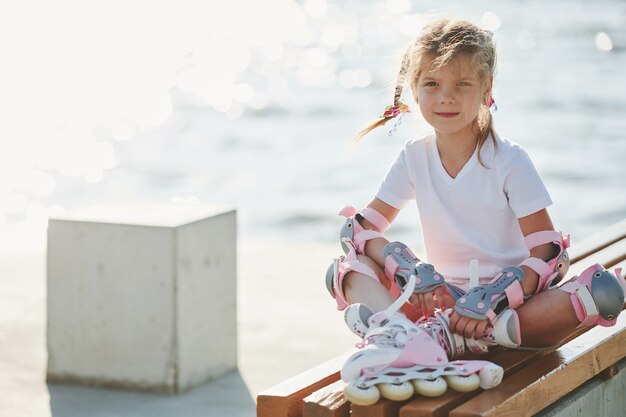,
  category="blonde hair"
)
[354,19,497,164]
